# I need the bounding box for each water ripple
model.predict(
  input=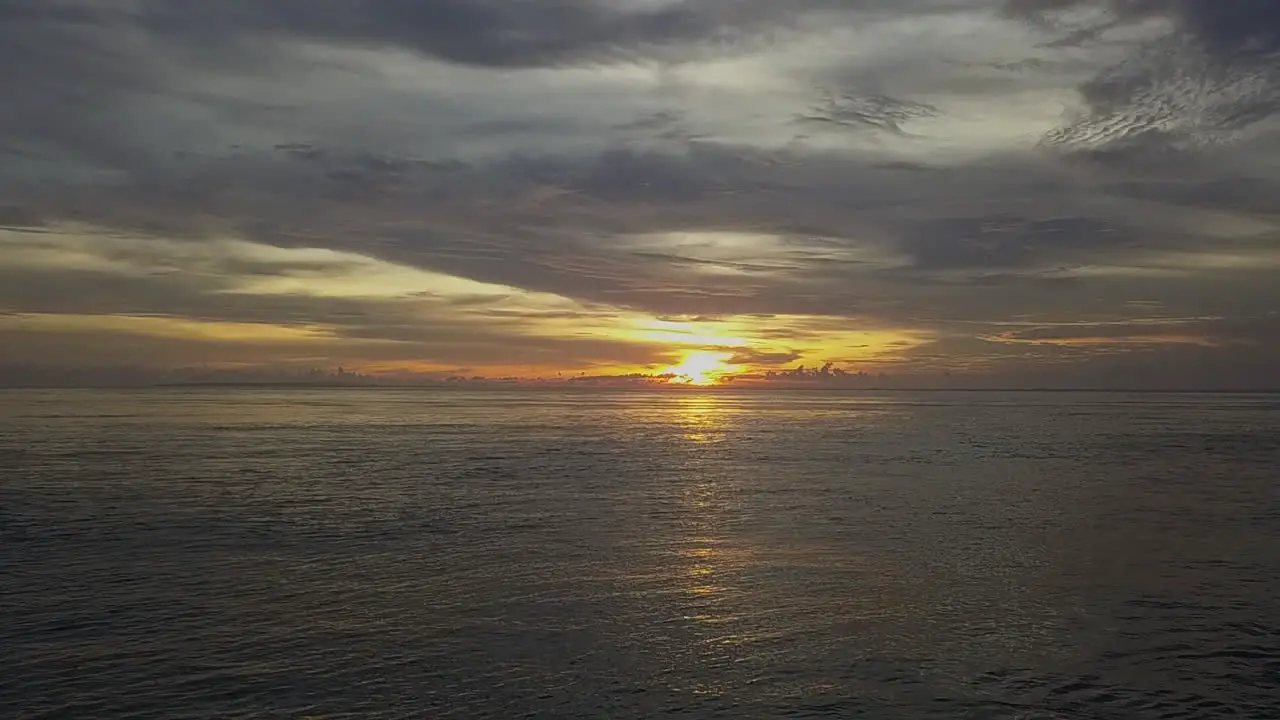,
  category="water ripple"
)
[2,389,1277,718]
